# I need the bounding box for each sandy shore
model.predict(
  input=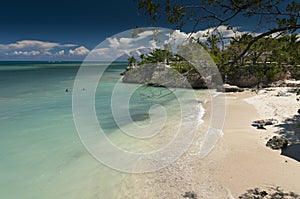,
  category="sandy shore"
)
[216,90,300,198]
[119,89,300,198]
